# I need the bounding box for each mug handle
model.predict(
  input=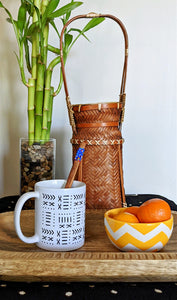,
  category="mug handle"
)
[14,191,40,244]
